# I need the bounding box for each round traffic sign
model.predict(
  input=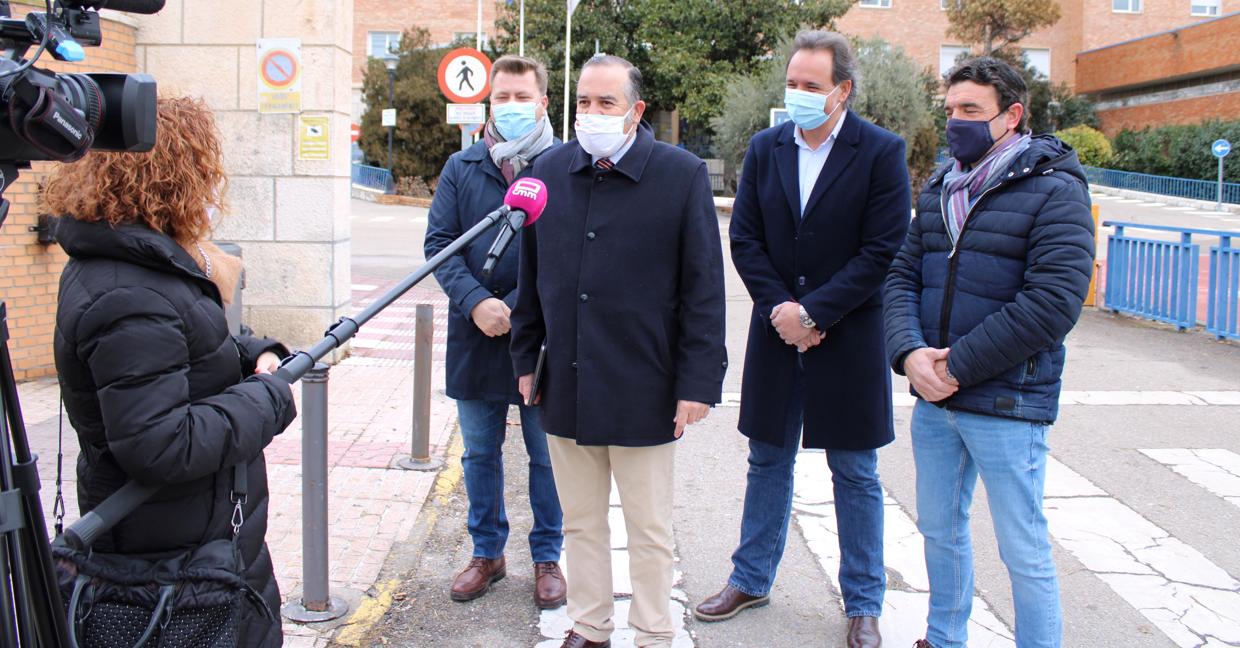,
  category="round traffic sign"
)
[437,48,491,104]
[1213,139,1231,158]
[260,49,299,90]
